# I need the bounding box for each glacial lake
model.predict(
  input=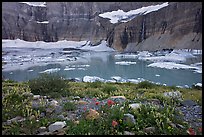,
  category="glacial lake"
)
[2,49,202,88]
